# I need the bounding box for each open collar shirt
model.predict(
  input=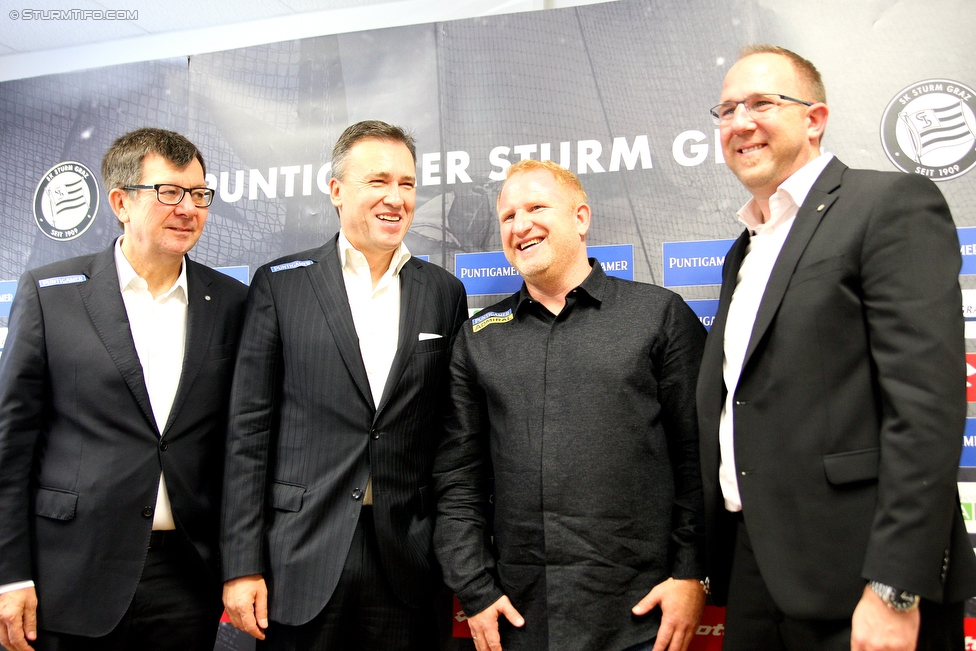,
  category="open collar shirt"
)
[719,153,833,511]
[115,236,188,531]
[337,231,410,504]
